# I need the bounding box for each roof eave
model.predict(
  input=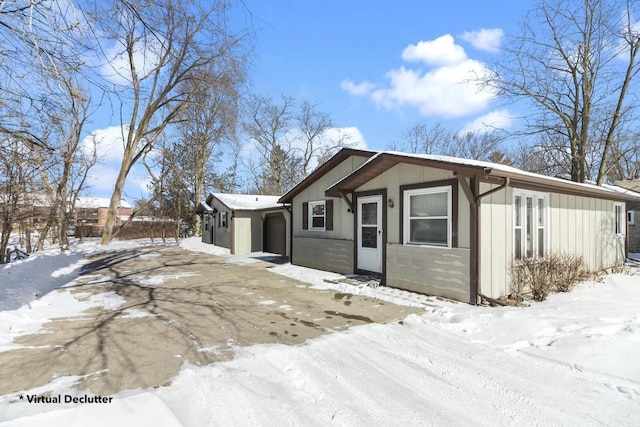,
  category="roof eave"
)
[278,148,377,203]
